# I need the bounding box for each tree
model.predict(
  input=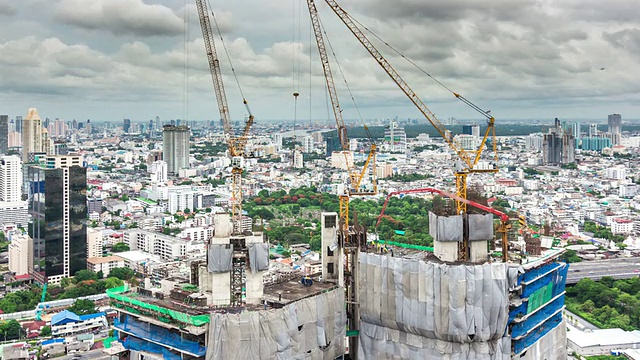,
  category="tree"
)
[0,320,22,340]
[104,277,124,289]
[297,198,311,207]
[112,242,130,253]
[96,270,104,279]
[109,267,135,281]
[580,299,595,313]
[40,325,51,337]
[74,270,98,283]
[60,278,72,288]
[67,299,97,315]
[309,236,321,252]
